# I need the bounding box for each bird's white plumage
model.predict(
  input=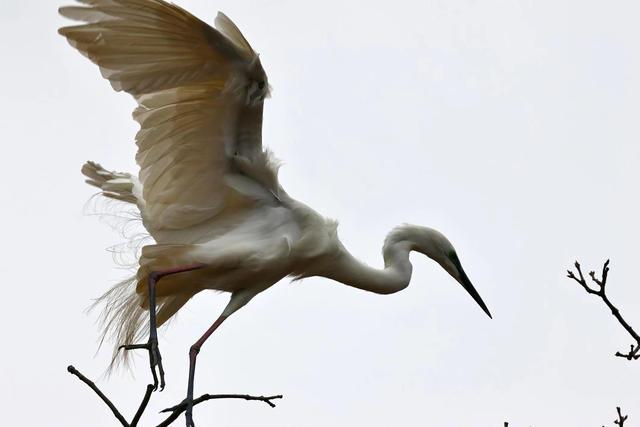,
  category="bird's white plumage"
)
[59,0,491,369]
[60,0,270,233]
